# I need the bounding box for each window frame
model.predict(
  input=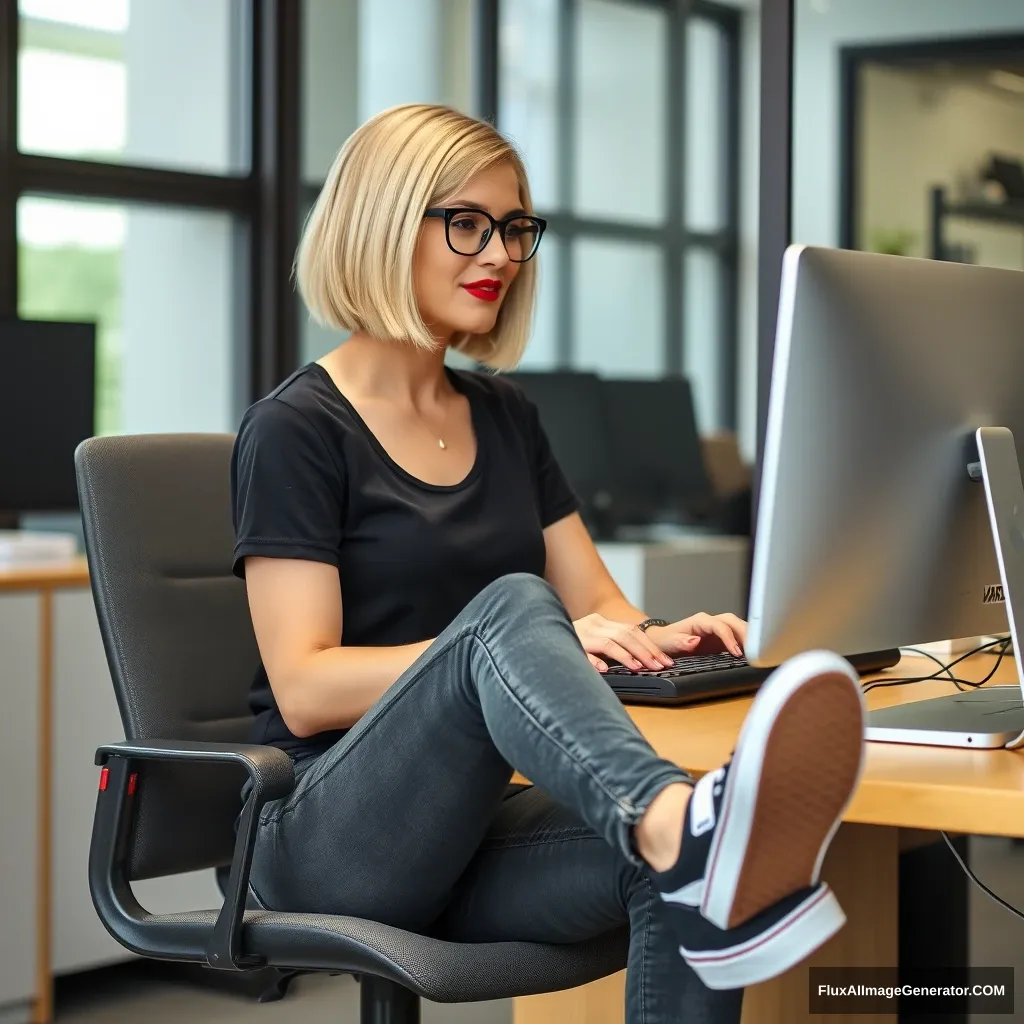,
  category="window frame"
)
[482,0,741,430]
[0,0,302,413]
